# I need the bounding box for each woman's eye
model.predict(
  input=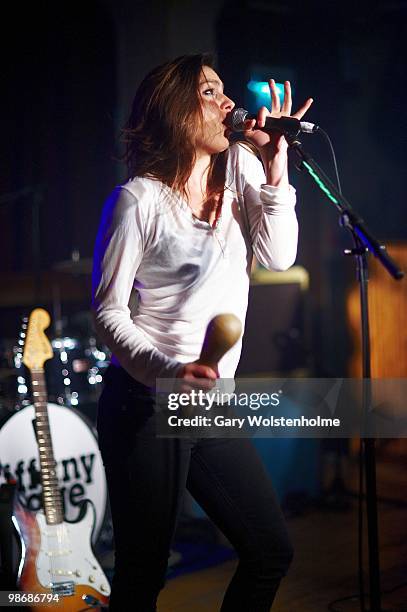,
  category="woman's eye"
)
[203,88,215,96]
